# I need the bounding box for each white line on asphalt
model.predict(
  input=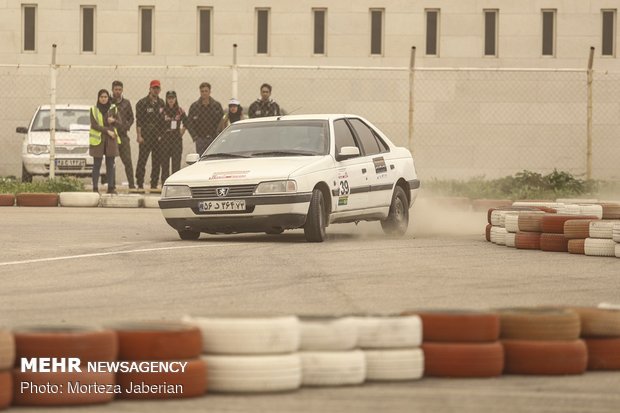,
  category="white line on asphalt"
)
[0,243,249,267]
